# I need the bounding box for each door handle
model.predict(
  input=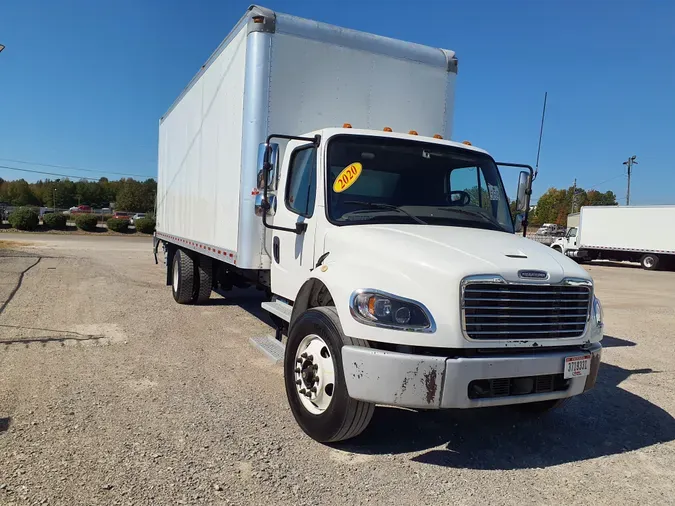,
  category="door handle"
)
[273,236,280,264]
